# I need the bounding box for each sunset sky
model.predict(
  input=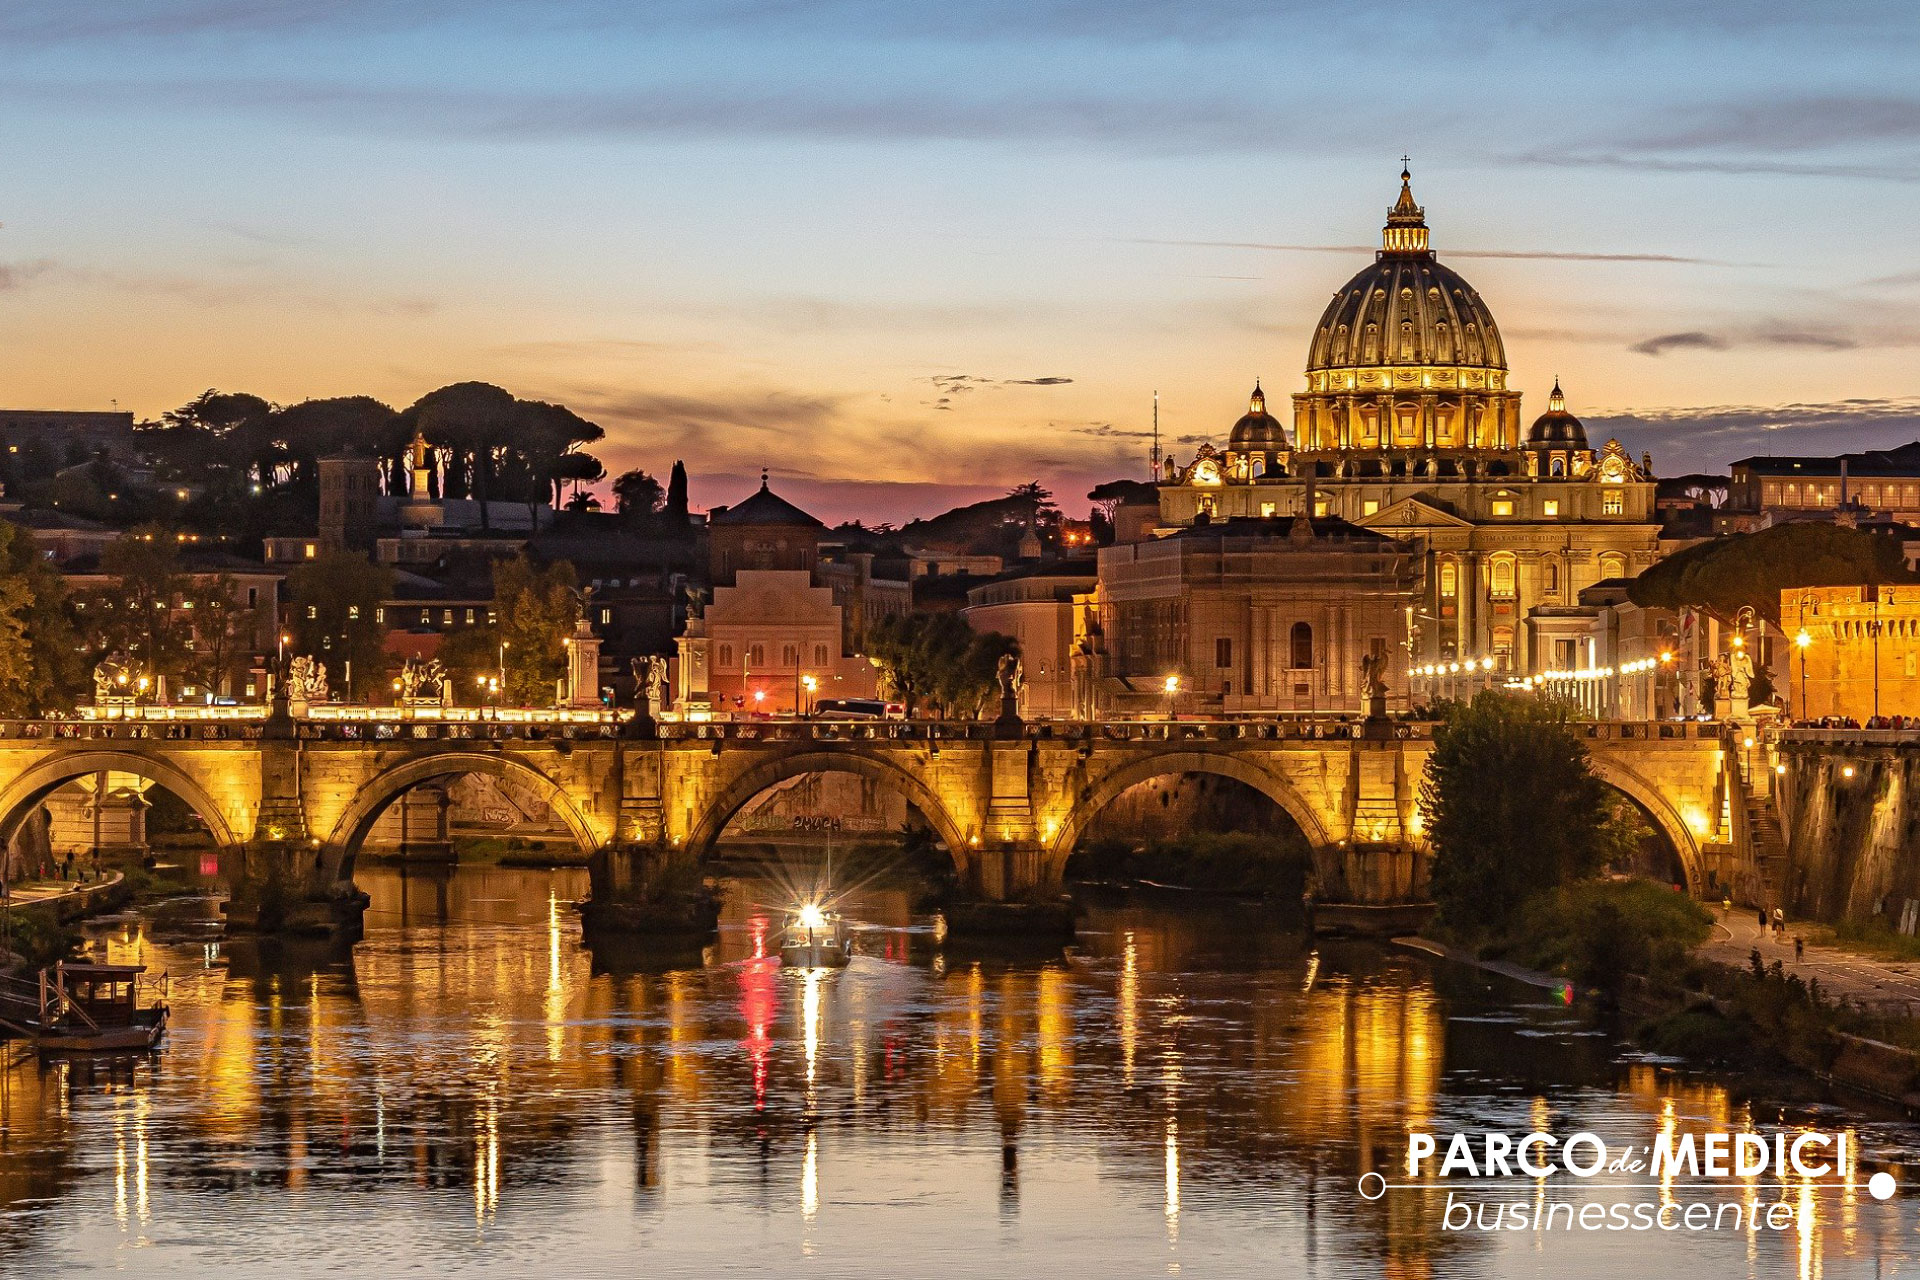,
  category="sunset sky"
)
[0,0,1915,524]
